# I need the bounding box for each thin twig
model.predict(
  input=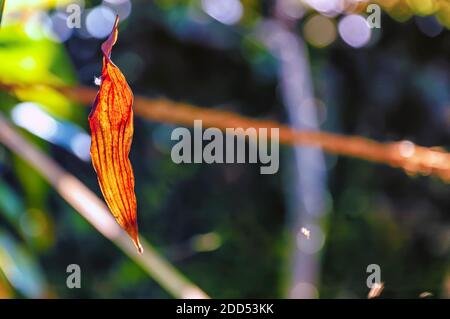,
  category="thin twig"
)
[2,83,450,182]
[60,85,450,183]
[0,113,209,299]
